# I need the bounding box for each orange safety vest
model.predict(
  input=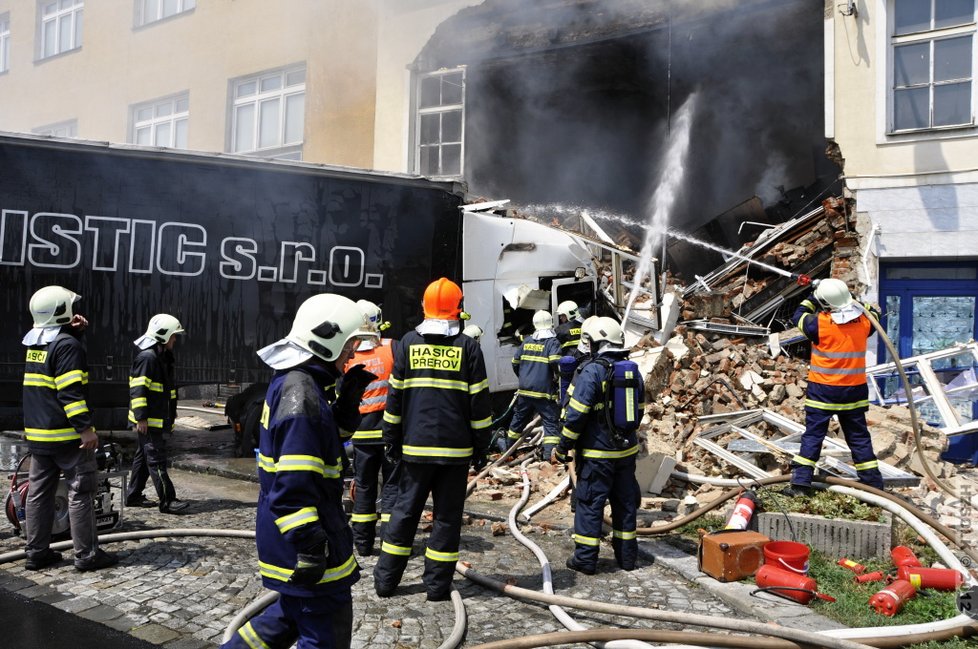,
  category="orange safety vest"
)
[807,312,870,387]
[346,339,394,414]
